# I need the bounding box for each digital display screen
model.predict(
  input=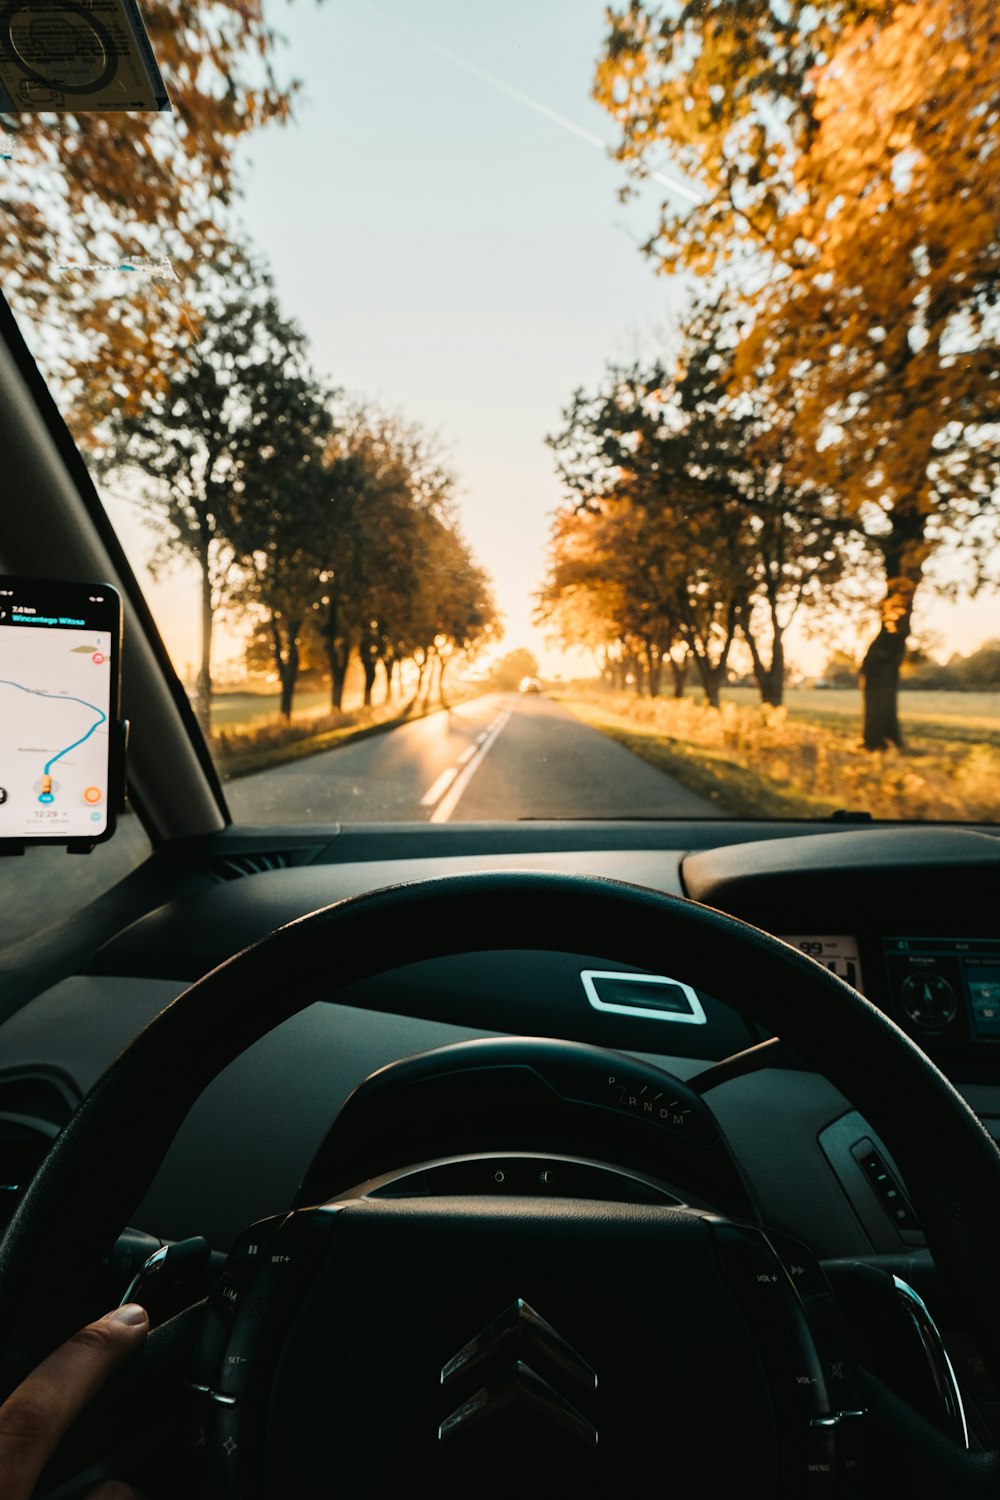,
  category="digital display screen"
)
[884,938,1000,1043]
[0,579,120,842]
[781,935,865,994]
